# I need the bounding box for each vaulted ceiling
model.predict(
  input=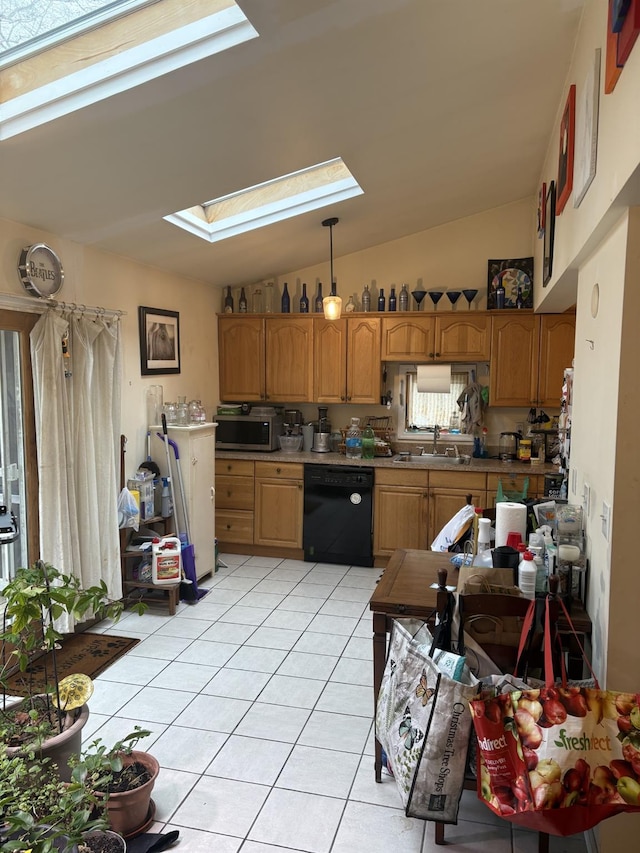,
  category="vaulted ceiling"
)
[0,0,586,290]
